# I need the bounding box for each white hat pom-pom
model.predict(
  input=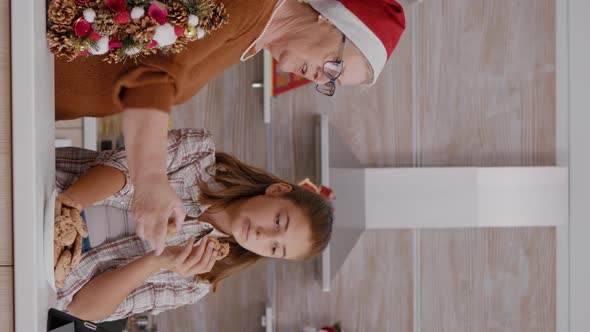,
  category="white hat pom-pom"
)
[188,14,199,26]
[196,27,205,39]
[131,7,145,20]
[89,36,109,55]
[153,23,177,46]
[83,8,96,23]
